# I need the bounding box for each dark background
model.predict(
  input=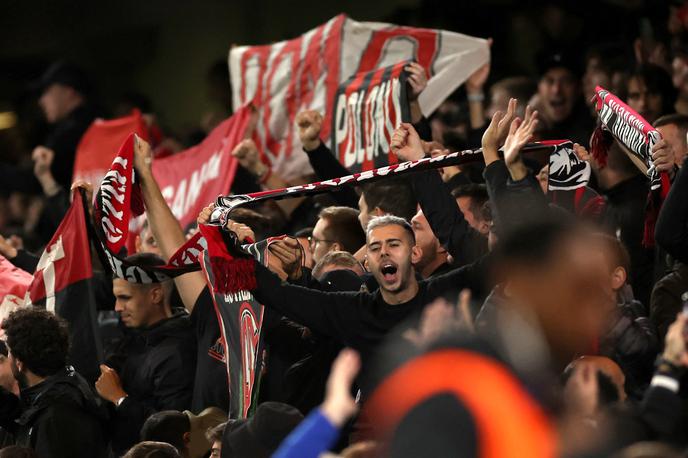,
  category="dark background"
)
[0,0,670,155]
